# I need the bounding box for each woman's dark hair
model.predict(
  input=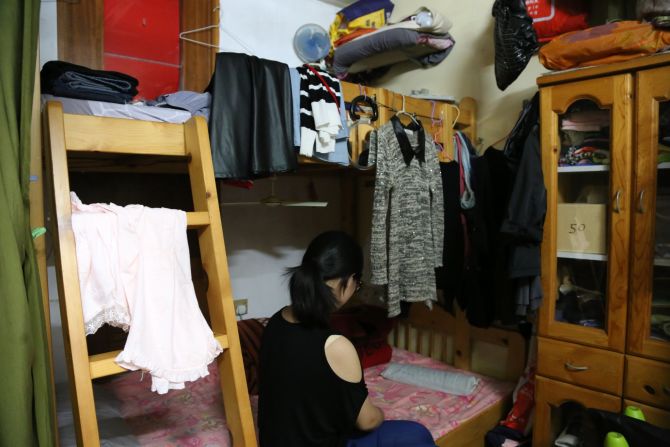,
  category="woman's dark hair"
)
[287,231,363,328]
